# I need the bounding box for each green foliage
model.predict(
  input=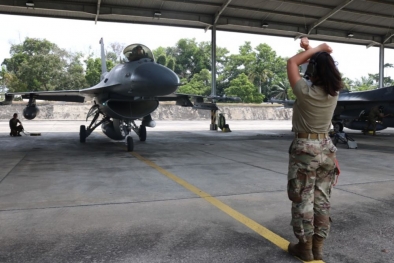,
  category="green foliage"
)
[156,54,167,66]
[166,38,211,80]
[167,58,175,71]
[270,80,291,100]
[224,73,264,103]
[106,51,118,64]
[85,57,115,86]
[153,46,166,59]
[177,69,211,95]
[2,37,89,91]
[287,87,296,100]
